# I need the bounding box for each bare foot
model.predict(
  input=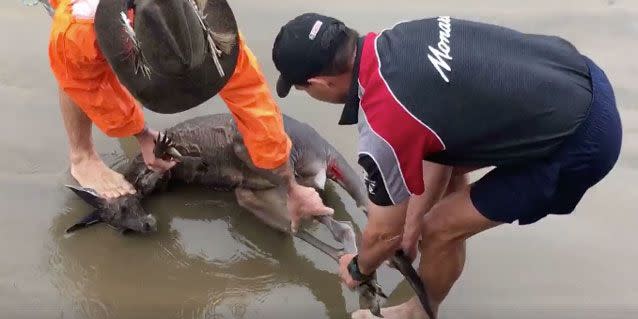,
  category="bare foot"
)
[70,153,136,199]
[352,297,429,319]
